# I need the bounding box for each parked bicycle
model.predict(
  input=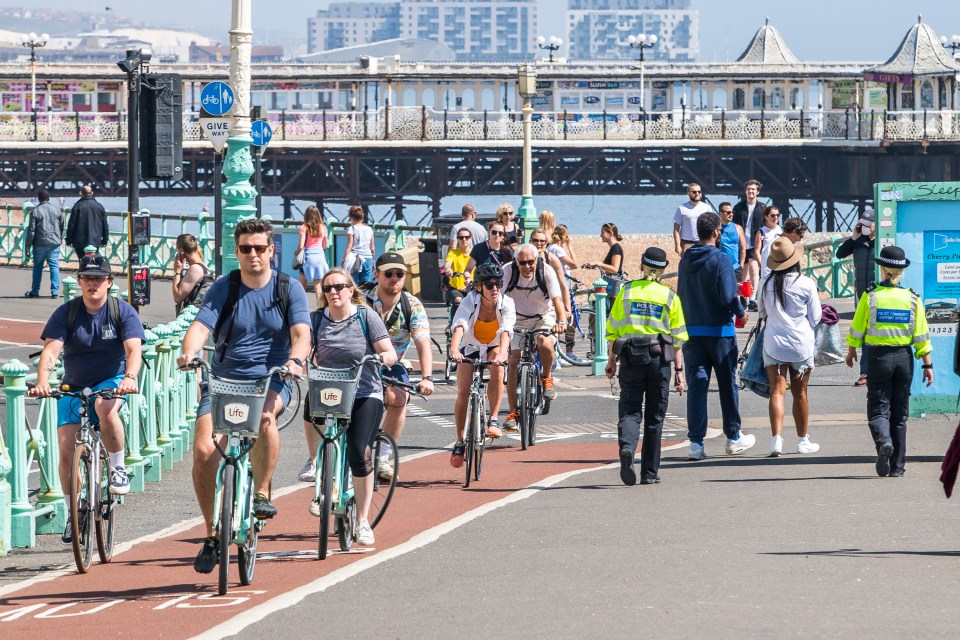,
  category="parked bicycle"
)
[180,358,294,595]
[42,385,125,574]
[558,265,630,367]
[307,354,408,560]
[514,328,554,450]
[458,358,498,488]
